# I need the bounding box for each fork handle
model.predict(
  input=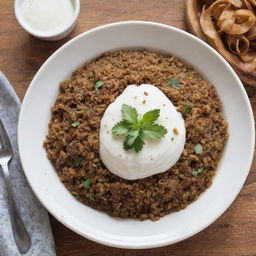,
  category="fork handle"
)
[1,162,31,254]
